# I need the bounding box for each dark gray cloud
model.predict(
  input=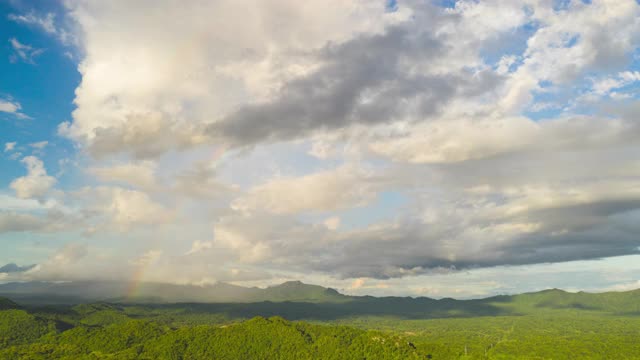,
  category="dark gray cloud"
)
[207,15,503,147]
[0,210,75,234]
[338,200,640,279]
[213,191,640,280]
[0,211,47,233]
[86,112,207,159]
